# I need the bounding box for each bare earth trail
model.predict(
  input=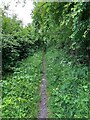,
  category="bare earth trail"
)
[38,48,48,118]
